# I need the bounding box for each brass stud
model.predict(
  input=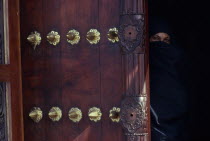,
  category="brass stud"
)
[27,31,42,50]
[86,29,100,44]
[47,31,60,46]
[68,107,82,123]
[107,28,119,43]
[109,107,121,123]
[66,29,80,45]
[88,107,102,122]
[29,107,43,123]
[48,107,62,122]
